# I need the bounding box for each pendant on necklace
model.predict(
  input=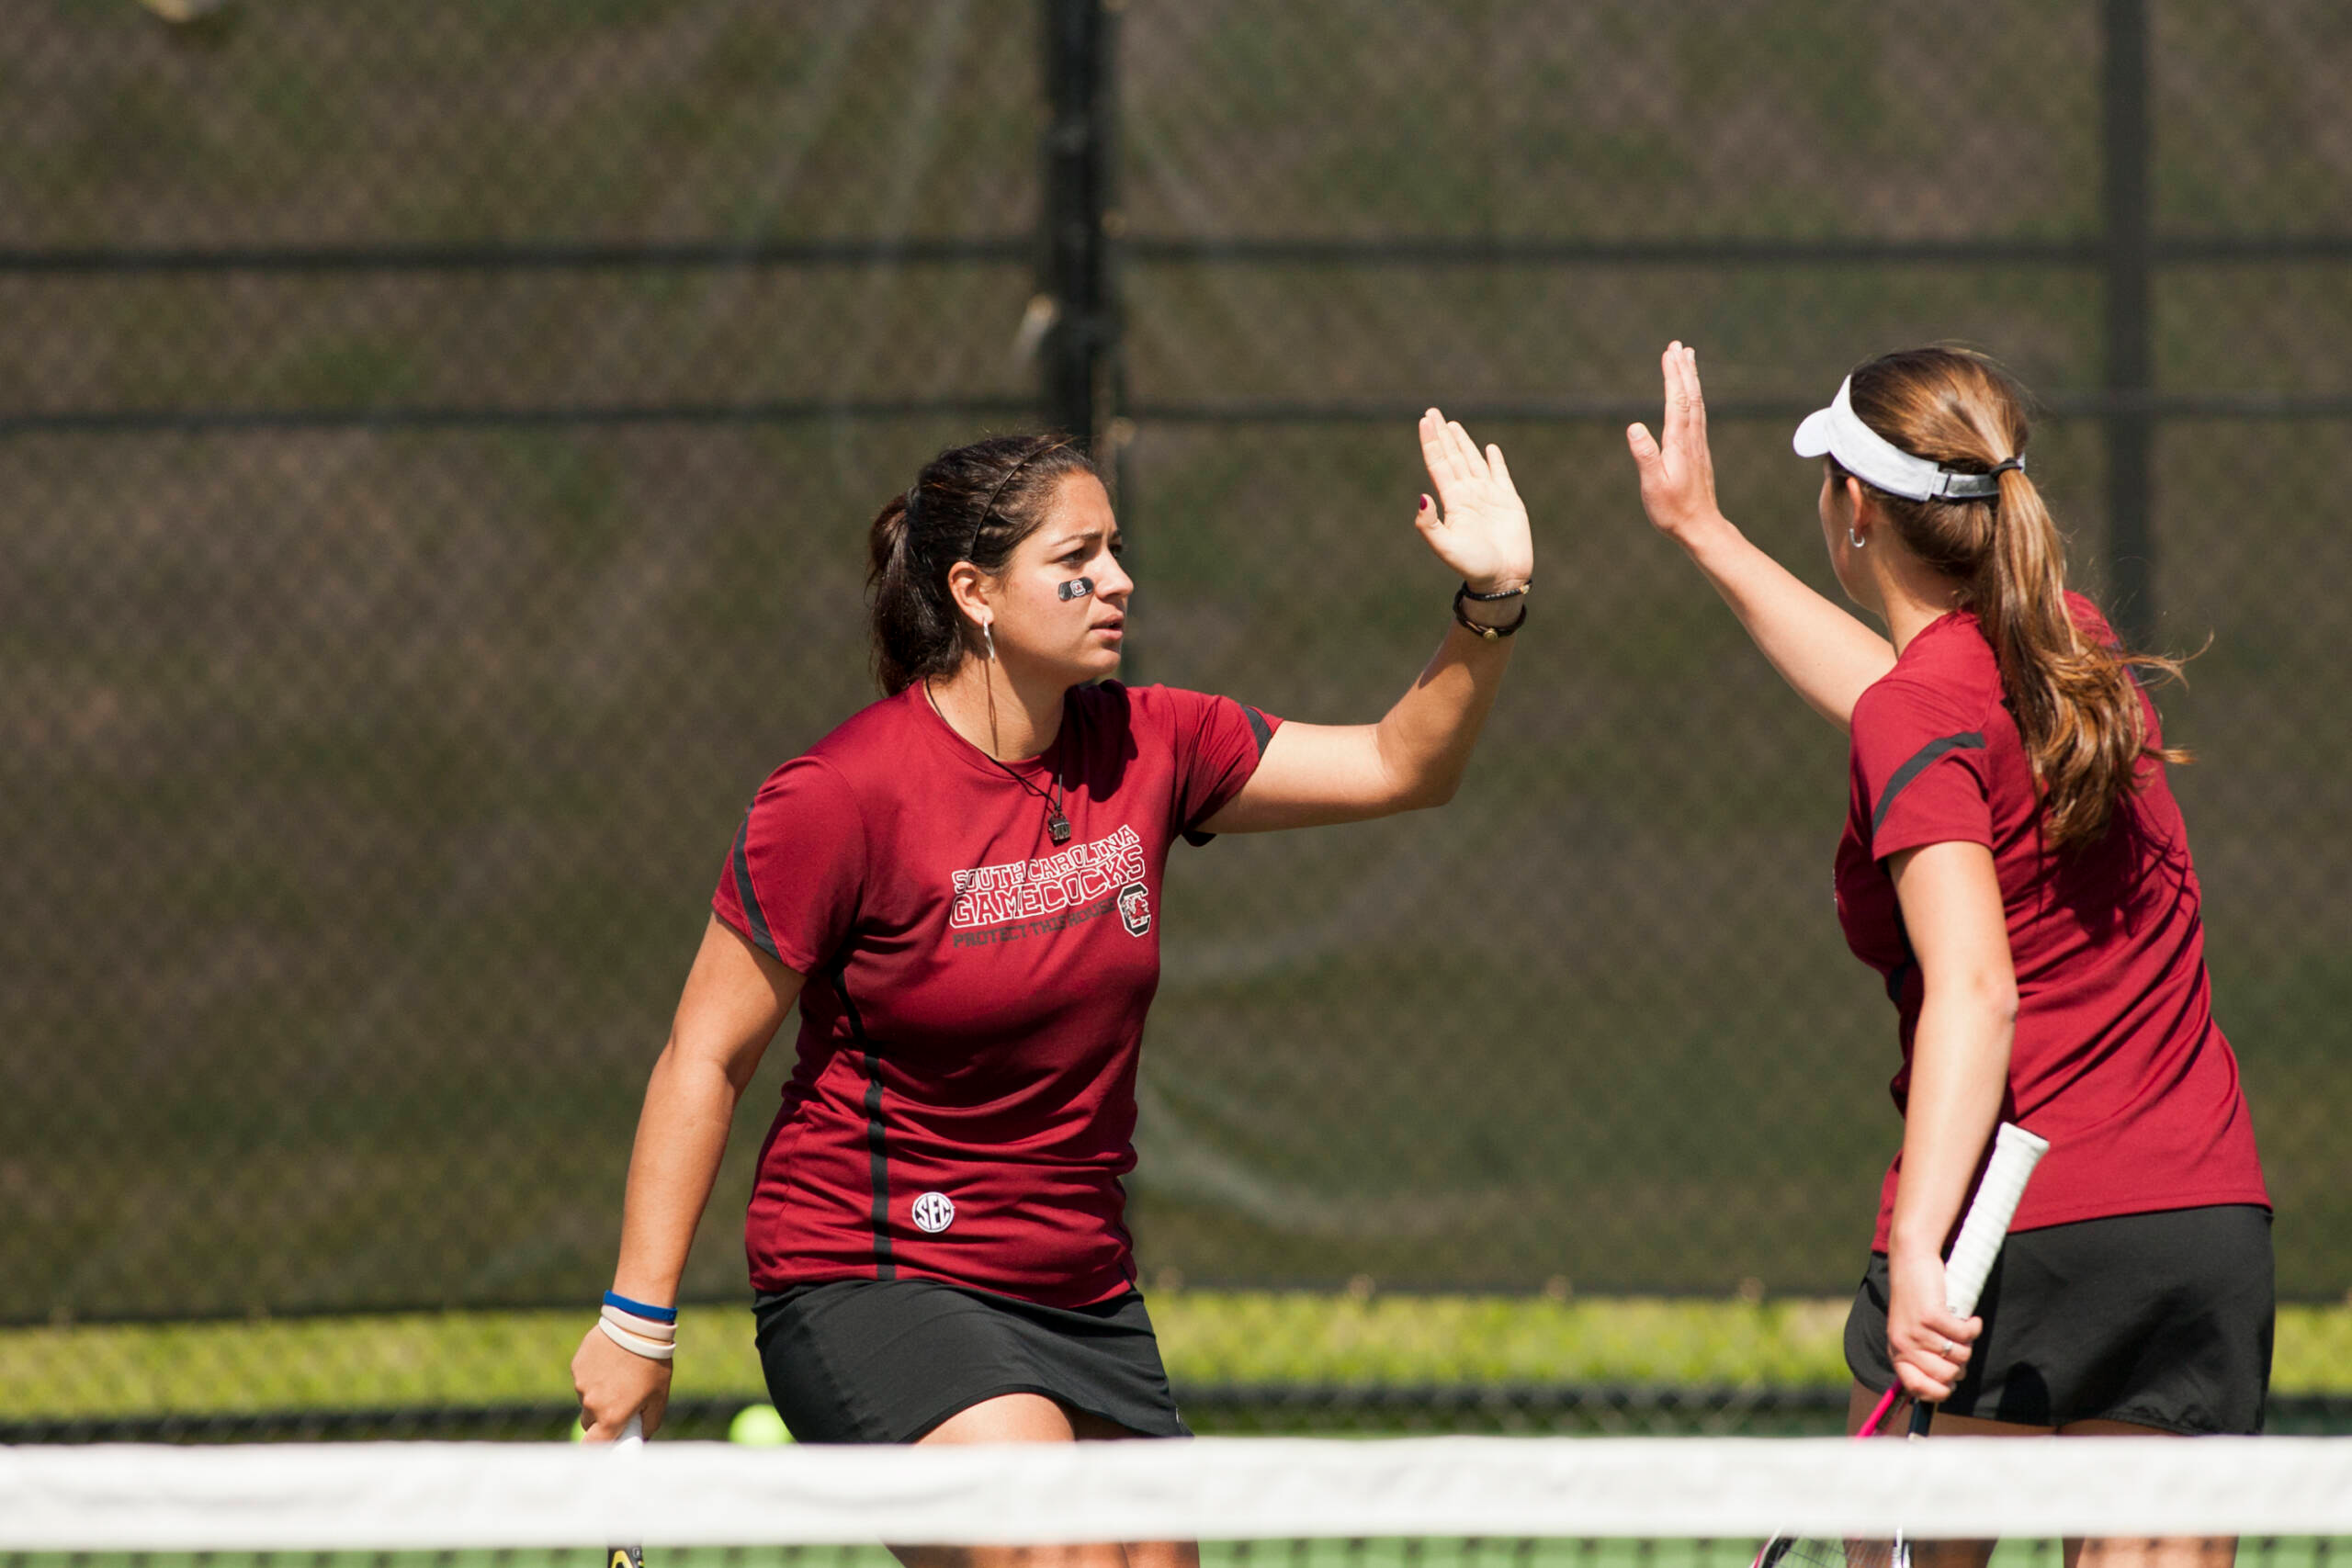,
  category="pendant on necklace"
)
[1048,812,1072,845]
